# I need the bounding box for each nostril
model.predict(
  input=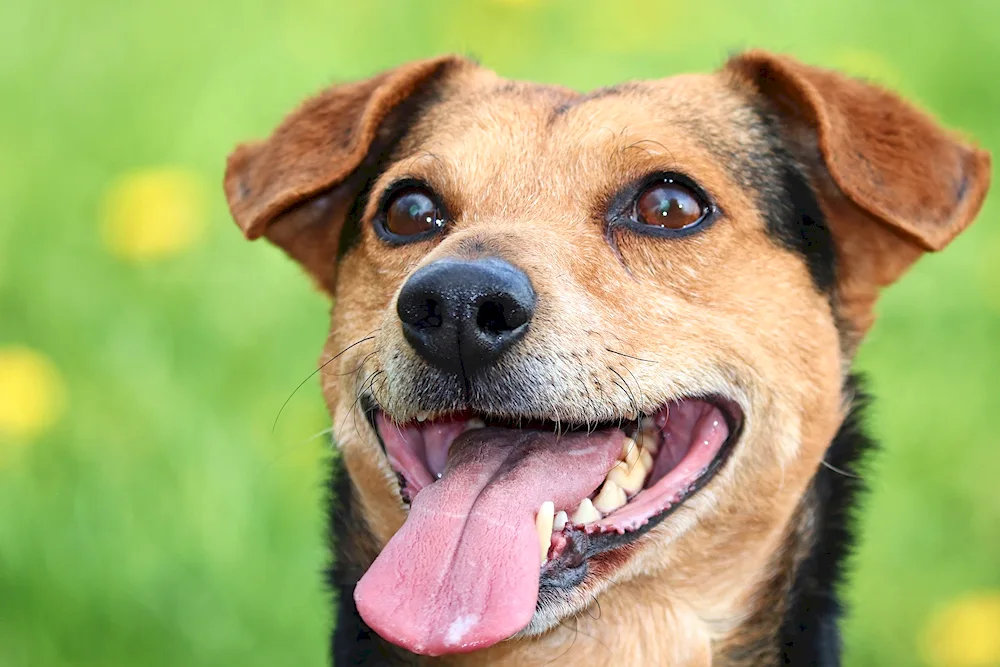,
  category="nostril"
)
[413,298,443,329]
[476,295,530,335]
[399,294,443,329]
[397,258,535,374]
[476,299,510,334]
